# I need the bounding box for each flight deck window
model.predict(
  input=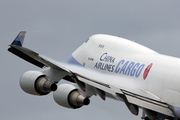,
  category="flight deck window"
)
[85,39,89,43]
